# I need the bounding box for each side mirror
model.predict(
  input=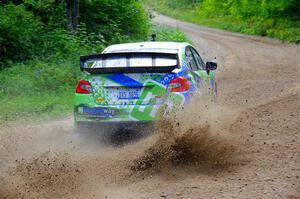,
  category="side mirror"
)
[206,61,217,71]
